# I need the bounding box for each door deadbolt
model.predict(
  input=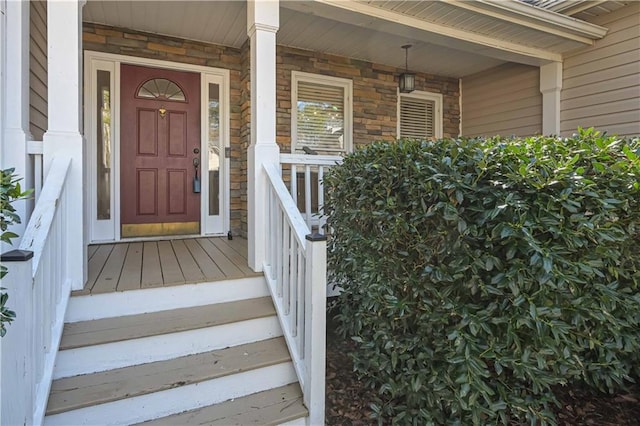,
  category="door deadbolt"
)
[193,148,200,154]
